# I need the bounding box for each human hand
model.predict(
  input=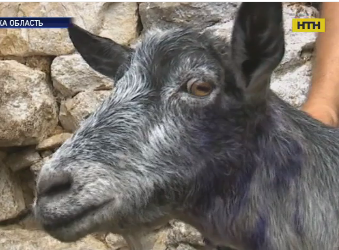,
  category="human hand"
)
[302,101,339,127]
